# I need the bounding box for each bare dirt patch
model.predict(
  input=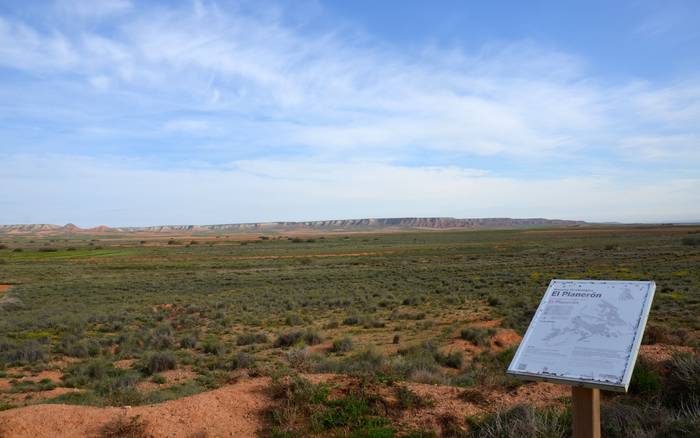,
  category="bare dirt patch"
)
[640,343,694,365]
[113,359,135,369]
[0,387,82,406]
[0,377,271,438]
[0,370,63,392]
[490,329,522,351]
[137,368,198,392]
